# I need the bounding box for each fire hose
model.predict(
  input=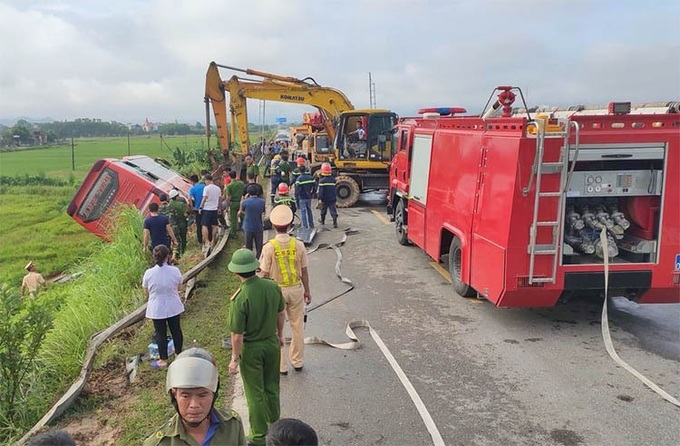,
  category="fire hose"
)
[299,228,446,445]
[599,228,680,407]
